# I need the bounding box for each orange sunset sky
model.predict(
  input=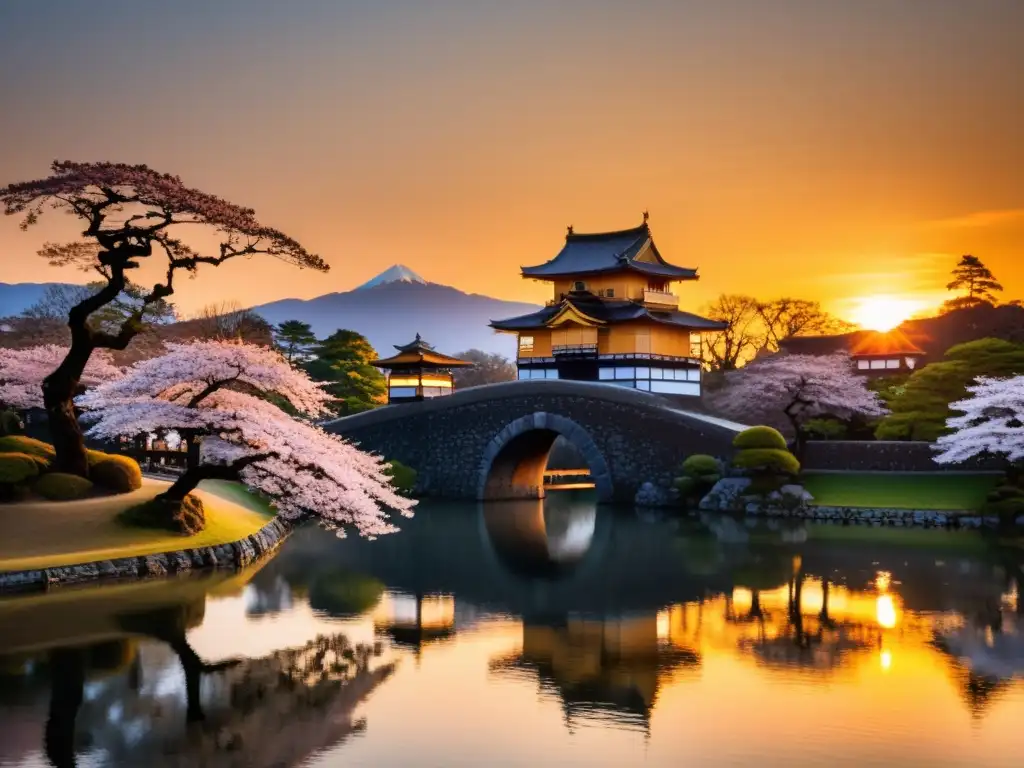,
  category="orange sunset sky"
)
[1,1,1022,323]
